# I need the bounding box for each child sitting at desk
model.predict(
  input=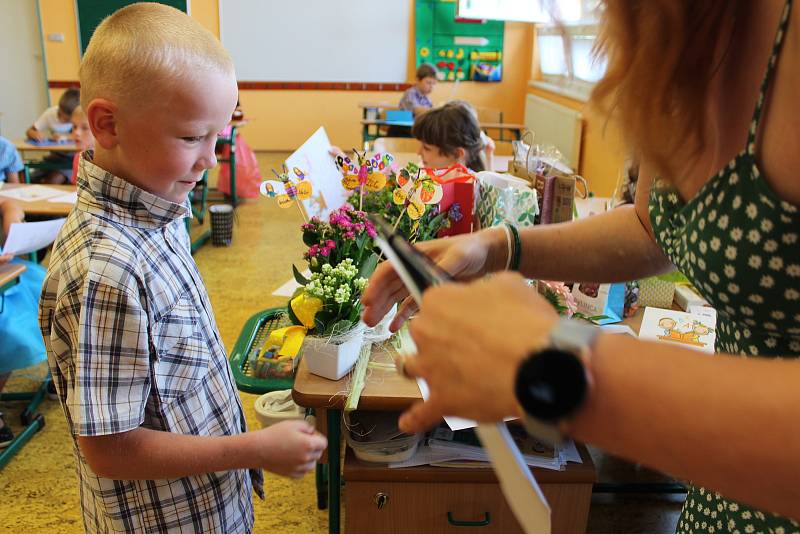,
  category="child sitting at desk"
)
[38,4,327,532]
[0,198,47,448]
[412,101,487,172]
[25,88,80,184]
[0,136,23,183]
[69,106,94,183]
[399,63,438,116]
